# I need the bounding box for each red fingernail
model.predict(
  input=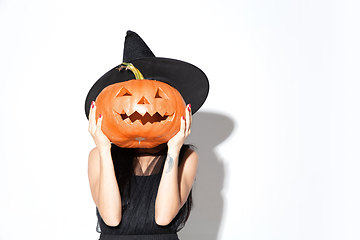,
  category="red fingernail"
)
[99,114,102,118]
[91,101,95,108]
[182,116,185,120]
